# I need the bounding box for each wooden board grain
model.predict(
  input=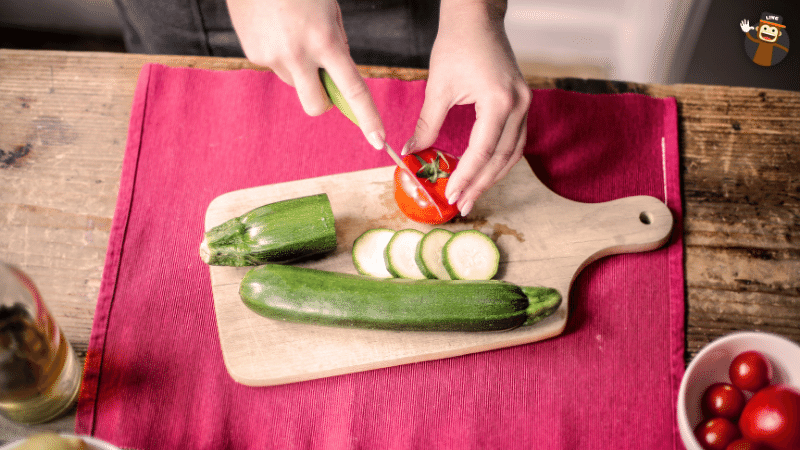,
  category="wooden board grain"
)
[204,160,673,386]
